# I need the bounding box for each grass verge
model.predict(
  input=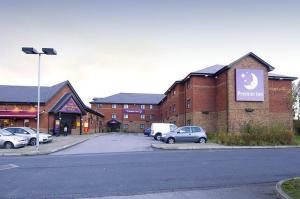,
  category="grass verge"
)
[282,178,300,199]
